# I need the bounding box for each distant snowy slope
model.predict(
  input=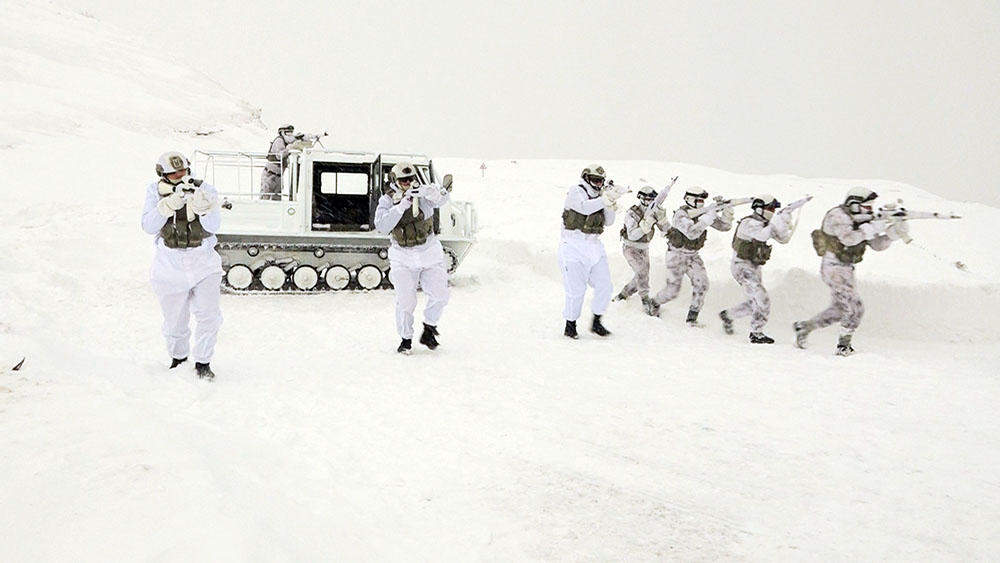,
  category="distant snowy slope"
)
[0,0,261,148]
